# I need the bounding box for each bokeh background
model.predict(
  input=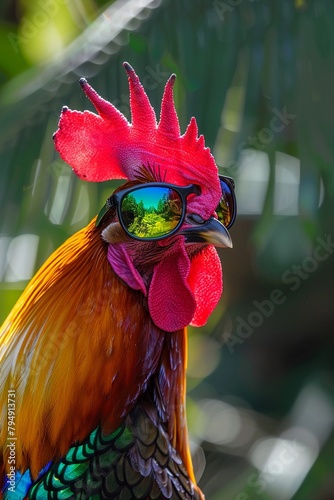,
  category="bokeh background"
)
[1,0,334,498]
